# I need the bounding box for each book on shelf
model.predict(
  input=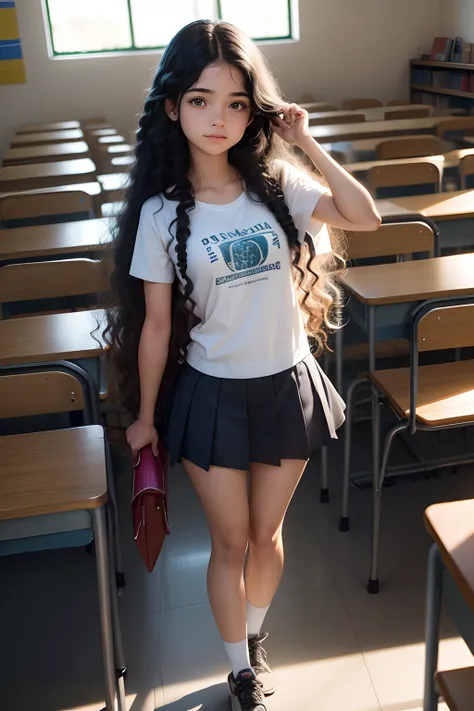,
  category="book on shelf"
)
[450,71,470,91]
[429,36,453,61]
[412,67,433,85]
[451,37,463,63]
[462,43,472,64]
